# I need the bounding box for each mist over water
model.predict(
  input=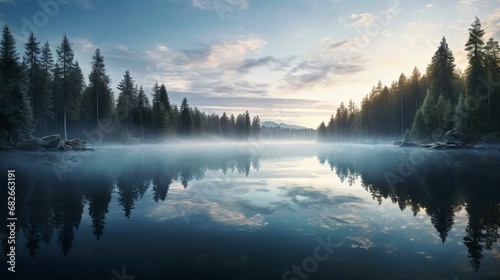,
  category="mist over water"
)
[0,142,499,279]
